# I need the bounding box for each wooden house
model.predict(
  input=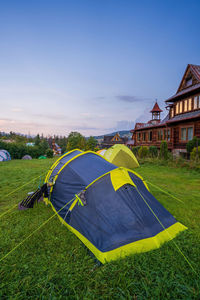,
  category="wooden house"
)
[131,64,200,156]
[101,132,128,148]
